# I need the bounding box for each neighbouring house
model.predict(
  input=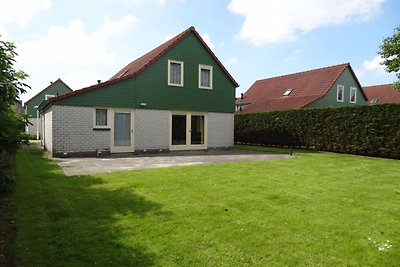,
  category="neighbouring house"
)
[363,83,400,105]
[236,63,367,113]
[37,26,239,157]
[25,79,72,135]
